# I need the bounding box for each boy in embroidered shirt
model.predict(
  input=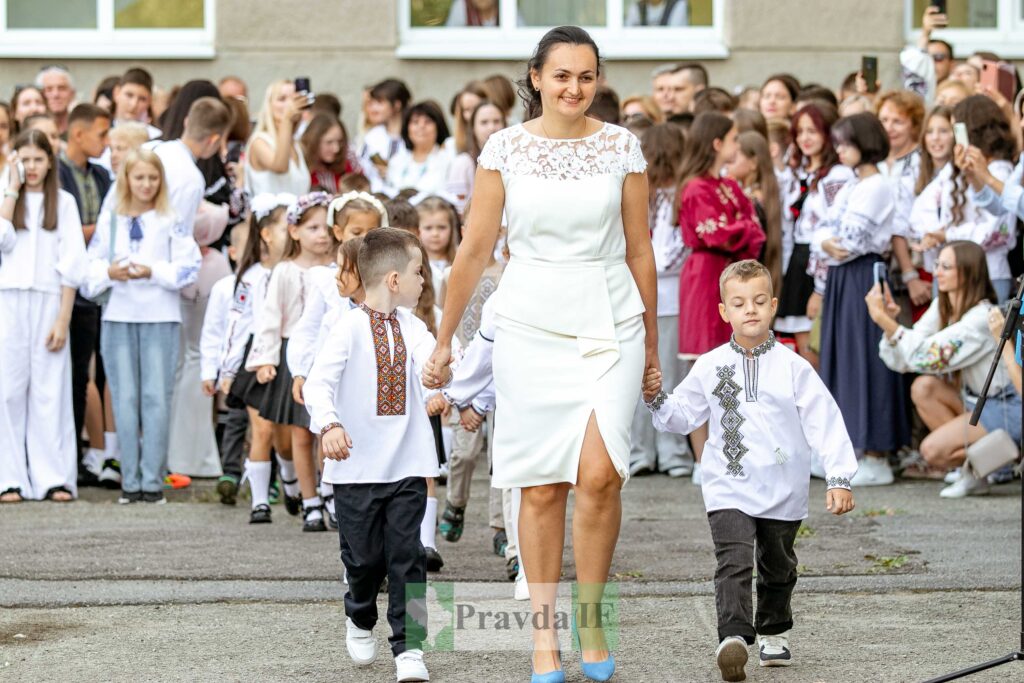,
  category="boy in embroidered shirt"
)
[302,228,450,683]
[644,260,858,683]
